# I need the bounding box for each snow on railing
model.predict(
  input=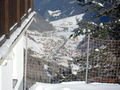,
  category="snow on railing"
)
[0,11,36,62]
